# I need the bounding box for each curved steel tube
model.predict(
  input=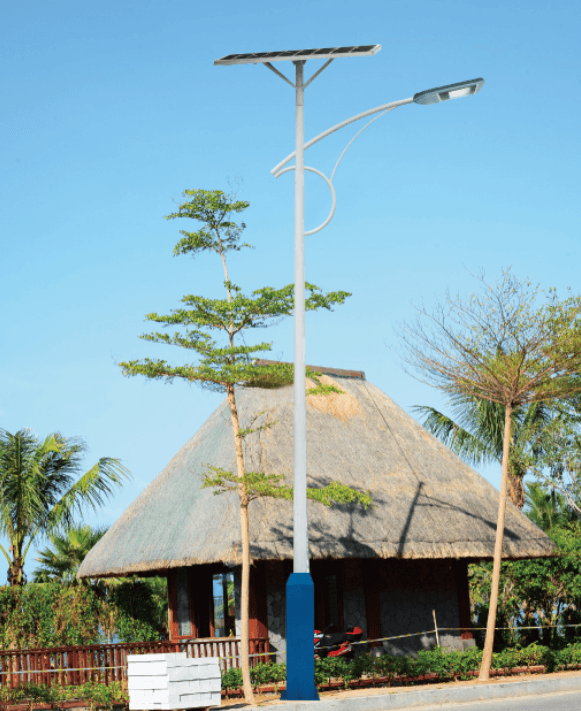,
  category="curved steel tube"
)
[275,165,337,235]
[271,96,413,175]
[330,109,390,182]
[274,104,407,236]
